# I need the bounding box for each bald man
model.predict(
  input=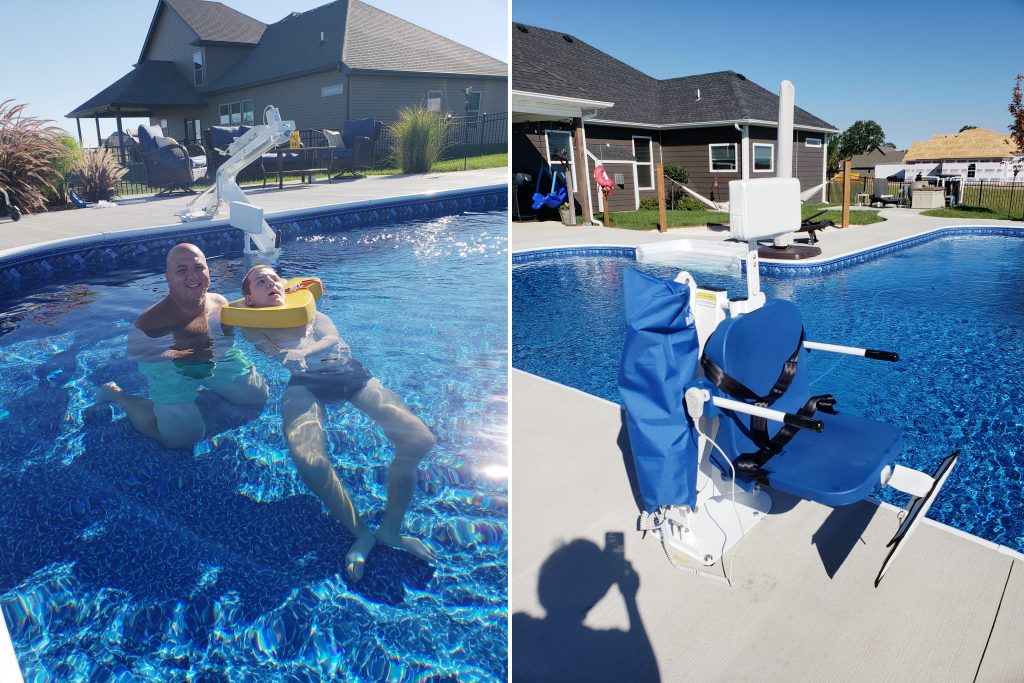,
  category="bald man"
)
[100,243,268,448]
